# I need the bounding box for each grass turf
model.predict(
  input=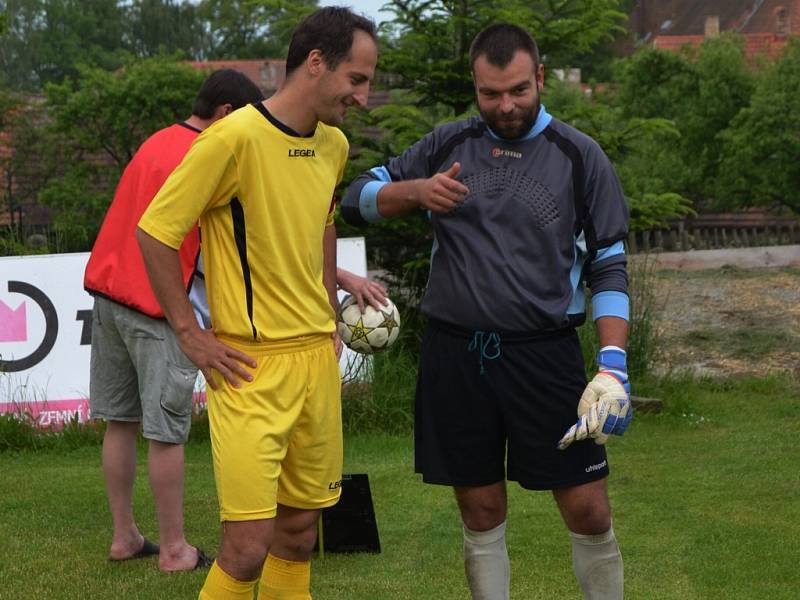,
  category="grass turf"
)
[0,374,798,599]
